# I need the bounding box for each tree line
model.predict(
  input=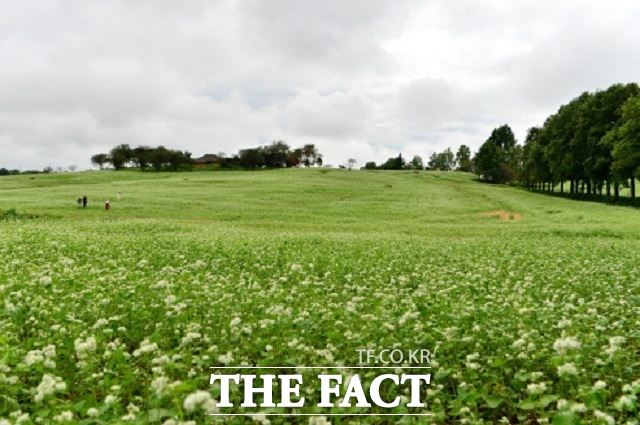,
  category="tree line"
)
[90,142,323,171]
[91,145,193,171]
[475,82,640,199]
[362,145,473,172]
